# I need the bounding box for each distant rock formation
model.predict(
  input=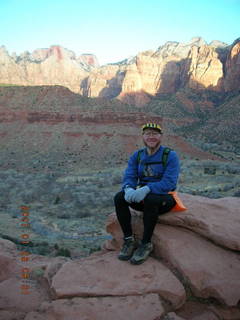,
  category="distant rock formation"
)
[0,38,239,106]
[224,38,240,91]
[76,37,240,106]
[0,85,223,173]
[0,45,98,93]
[1,193,240,319]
